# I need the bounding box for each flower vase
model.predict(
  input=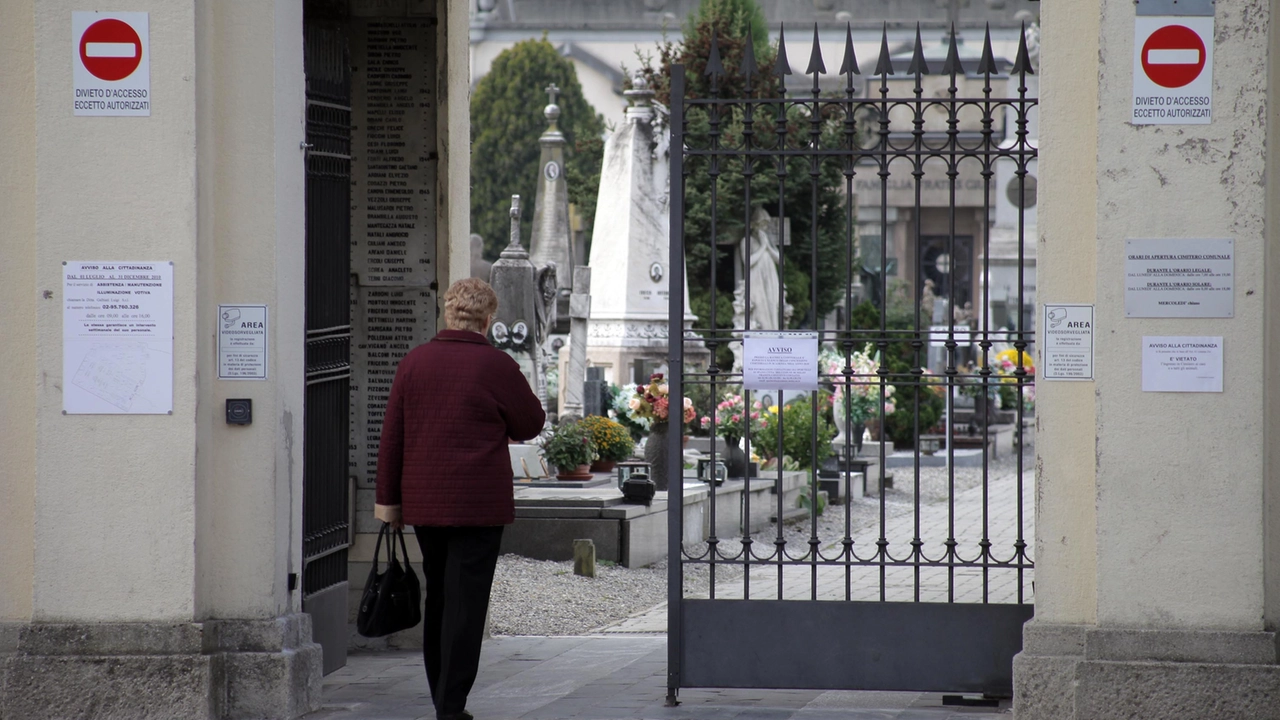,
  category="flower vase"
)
[644,422,671,491]
[589,459,616,474]
[865,417,880,442]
